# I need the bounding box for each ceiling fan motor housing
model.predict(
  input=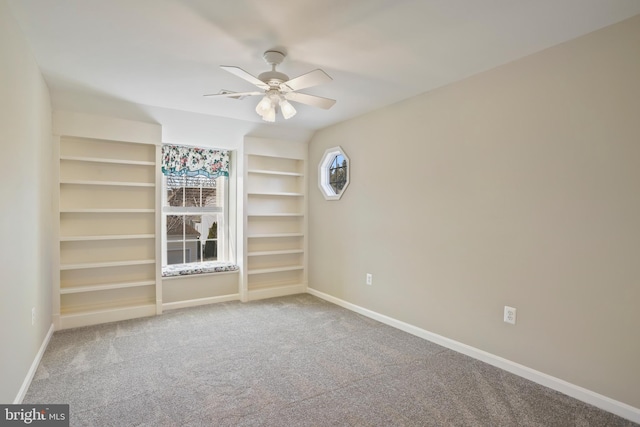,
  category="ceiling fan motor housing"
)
[260,50,288,86]
[258,70,289,87]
